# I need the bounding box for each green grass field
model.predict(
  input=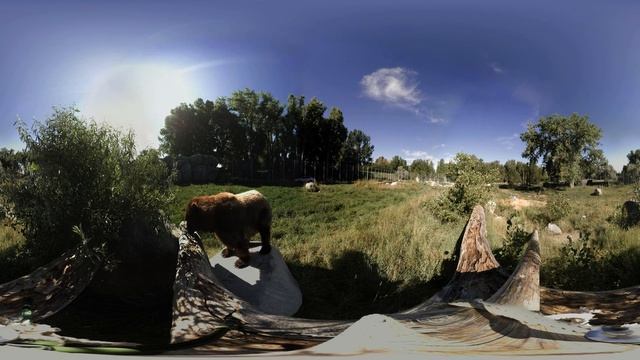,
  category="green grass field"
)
[2,181,640,319]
